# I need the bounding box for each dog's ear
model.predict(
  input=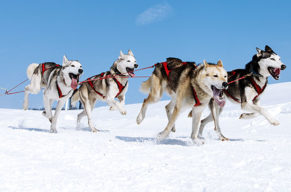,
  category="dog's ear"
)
[217,59,223,67]
[203,60,209,68]
[265,45,274,53]
[63,55,69,66]
[256,47,263,57]
[128,49,134,56]
[120,50,124,57]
